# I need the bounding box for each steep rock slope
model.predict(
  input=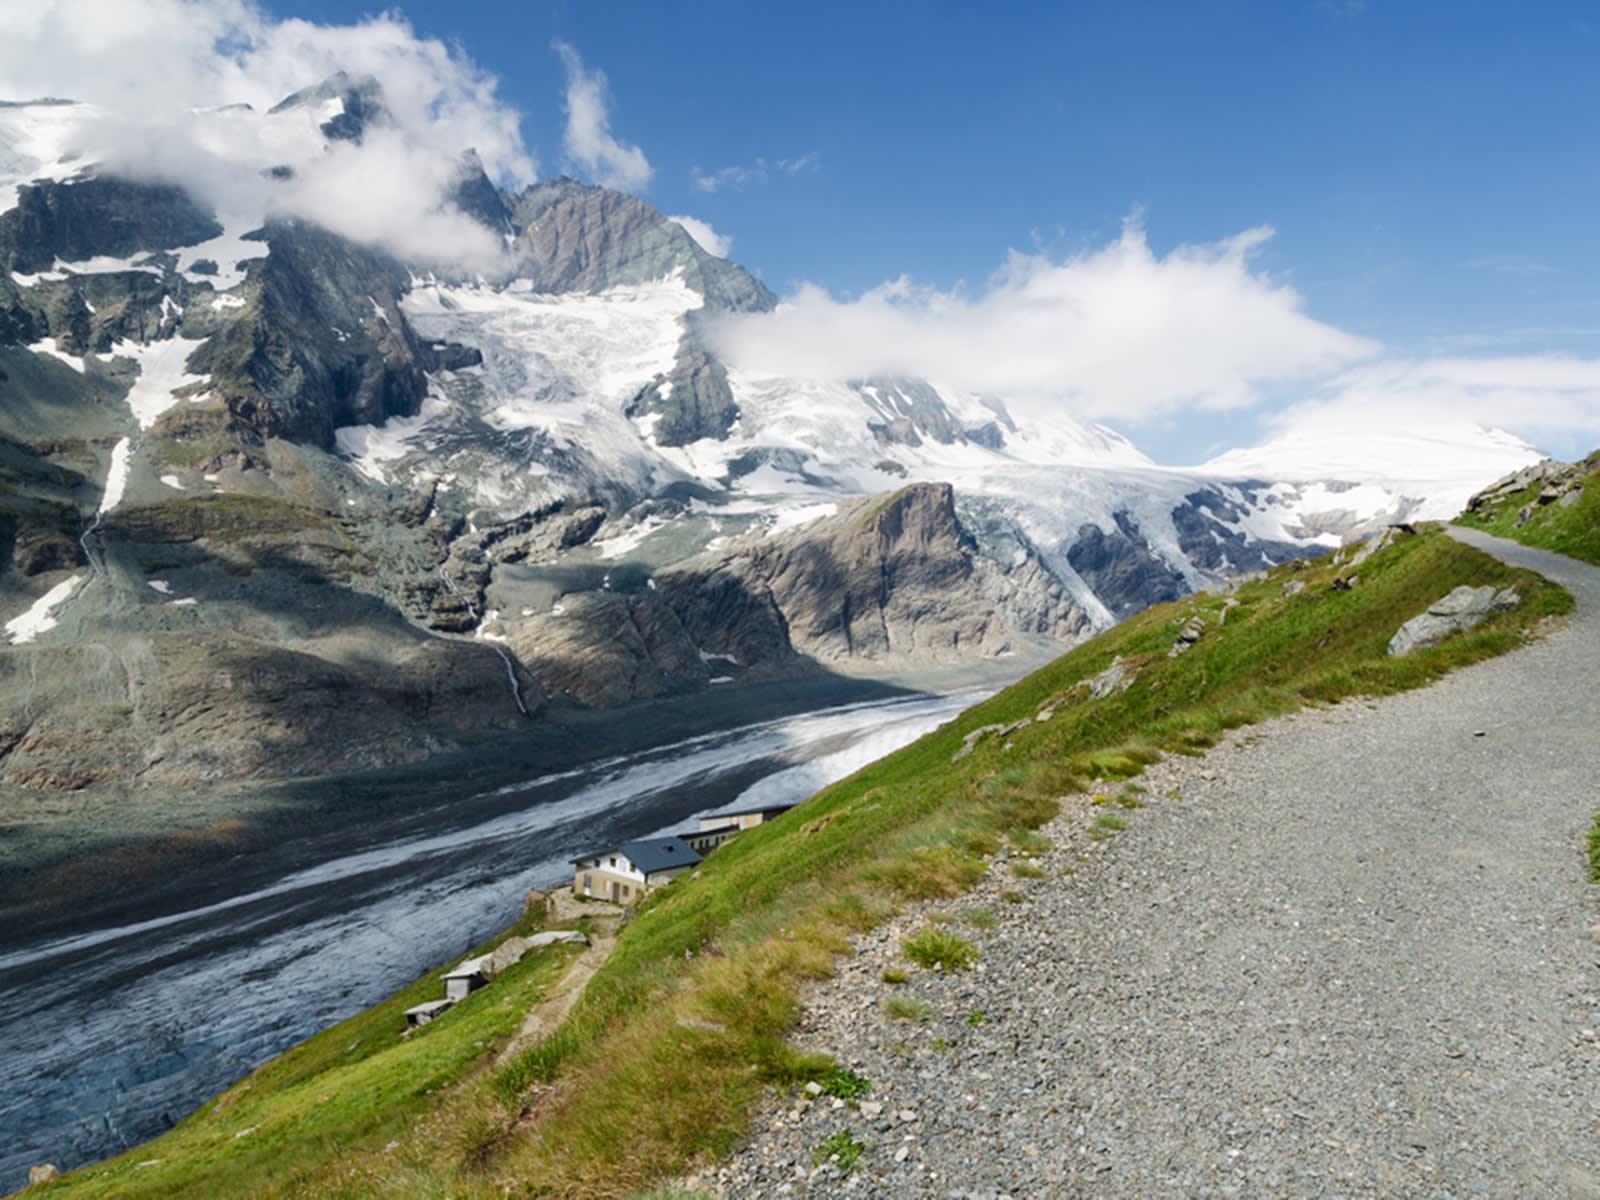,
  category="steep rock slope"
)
[658,482,1088,668]
[0,81,1544,797]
